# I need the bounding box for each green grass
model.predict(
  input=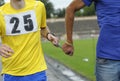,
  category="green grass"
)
[42,38,97,81]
